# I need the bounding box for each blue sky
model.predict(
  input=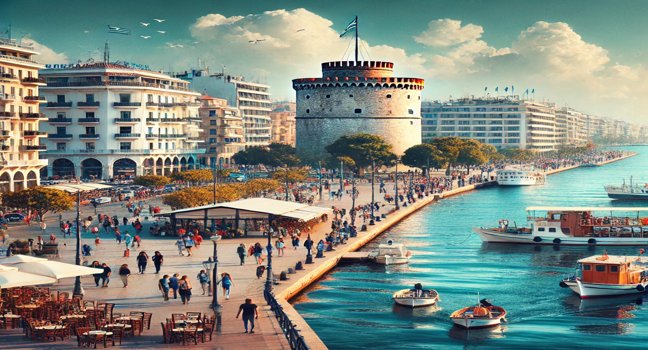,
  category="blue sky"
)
[2,0,648,122]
